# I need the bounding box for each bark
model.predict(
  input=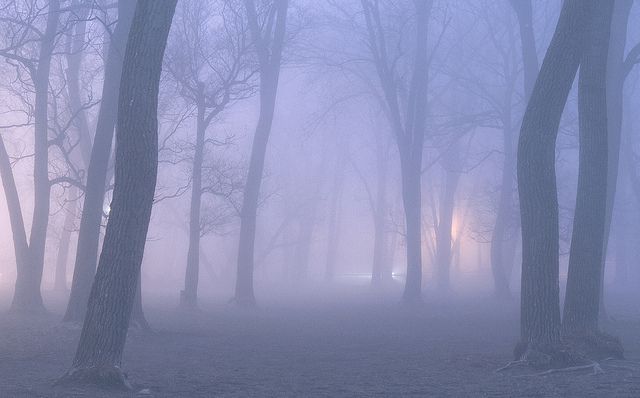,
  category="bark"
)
[181,89,206,309]
[234,0,288,306]
[516,0,587,353]
[54,188,78,292]
[10,0,59,313]
[64,0,135,322]
[57,0,176,389]
[509,0,539,101]
[563,0,614,336]
[598,0,633,320]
